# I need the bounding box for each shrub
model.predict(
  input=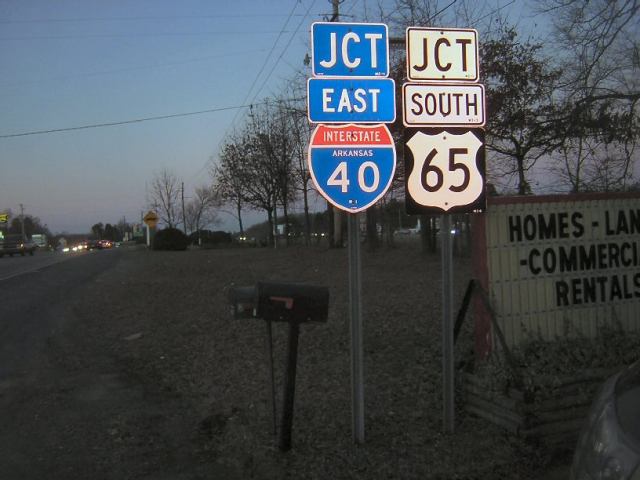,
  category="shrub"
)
[208,230,232,244]
[473,321,640,396]
[153,228,189,251]
[188,229,232,246]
